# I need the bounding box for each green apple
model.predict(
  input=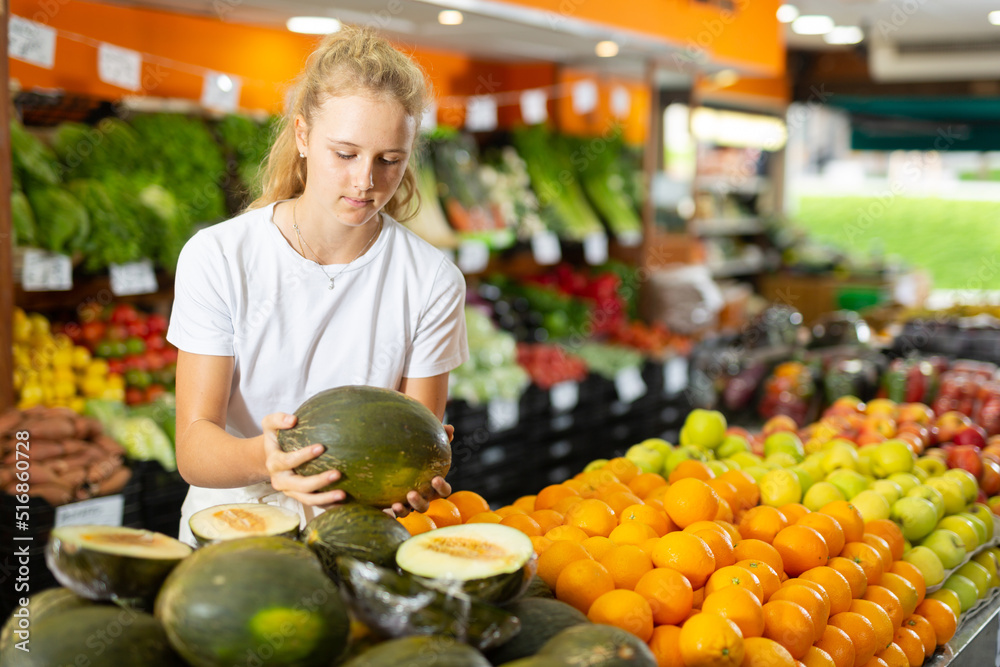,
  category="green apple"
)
[906,485,946,521]
[903,538,912,554]
[717,434,751,459]
[760,469,803,507]
[943,468,980,504]
[706,460,730,477]
[955,561,992,599]
[584,458,609,473]
[988,496,1000,515]
[915,456,948,478]
[928,589,963,618]
[972,551,1000,588]
[822,442,860,474]
[743,466,769,484]
[625,444,665,474]
[679,409,727,450]
[966,504,996,541]
[959,512,989,545]
[887,472,921,495]
[765,452,801,469]
[871,479,904,506]
[902,545,946,587]
[937,515,981,552]
[924,477,967,515]
[730,452,762,469]
[825,469,871,500]
[720,458,743,471]
[852,489,892,522]
[637,438,673,458]
[764,431,805,463]
[800,454,827,485]
[789,466,815,494]
[942,574,979,612]
[890,496,939,542]
[804,482,847,512]
[870,440,915,478]
[920,529,967,569]
[823,437,860,451]
[663,445,706,474]
[857,449,874,477]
